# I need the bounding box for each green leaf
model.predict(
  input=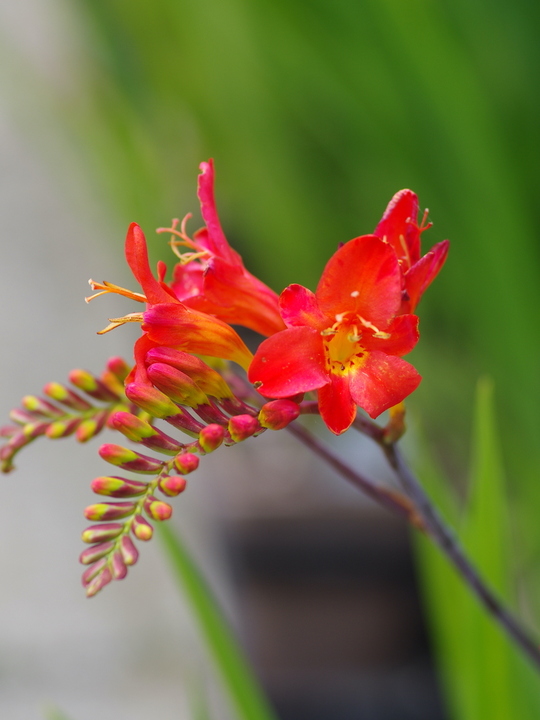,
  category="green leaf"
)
[158,523,279,720]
